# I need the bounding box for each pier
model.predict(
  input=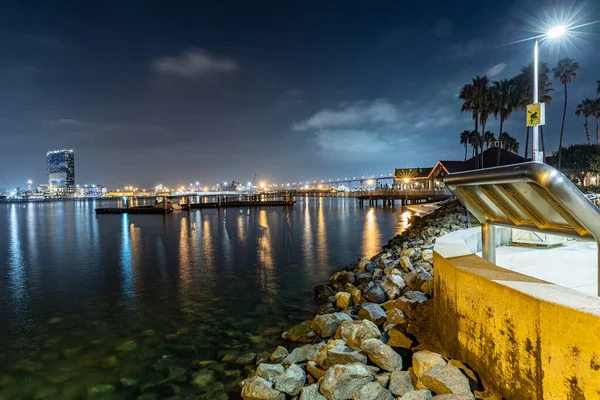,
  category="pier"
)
[354,189,451,207]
